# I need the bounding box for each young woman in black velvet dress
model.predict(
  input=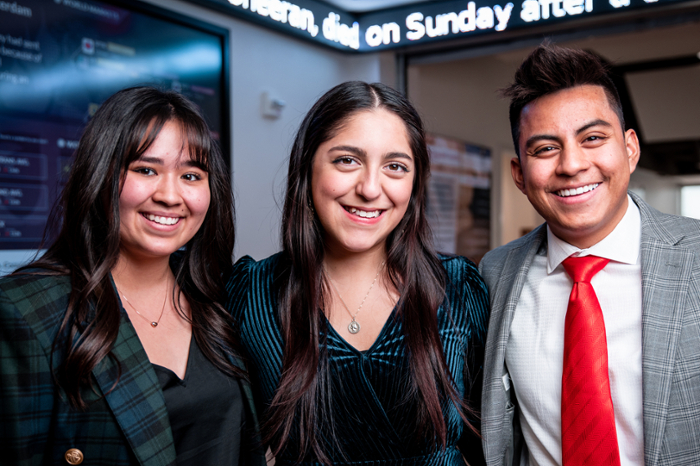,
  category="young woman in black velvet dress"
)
[227,81,488,466]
